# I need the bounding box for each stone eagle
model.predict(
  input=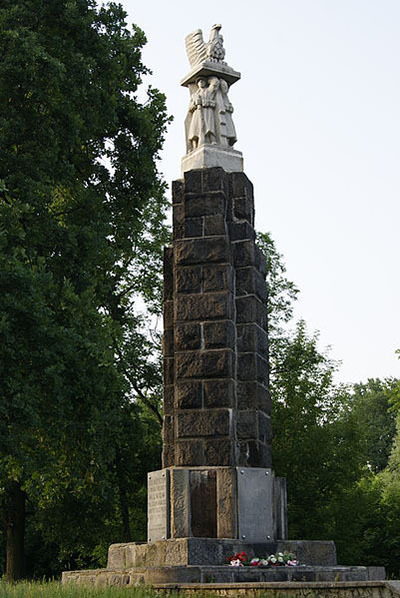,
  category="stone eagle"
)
[185,24,226,67]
